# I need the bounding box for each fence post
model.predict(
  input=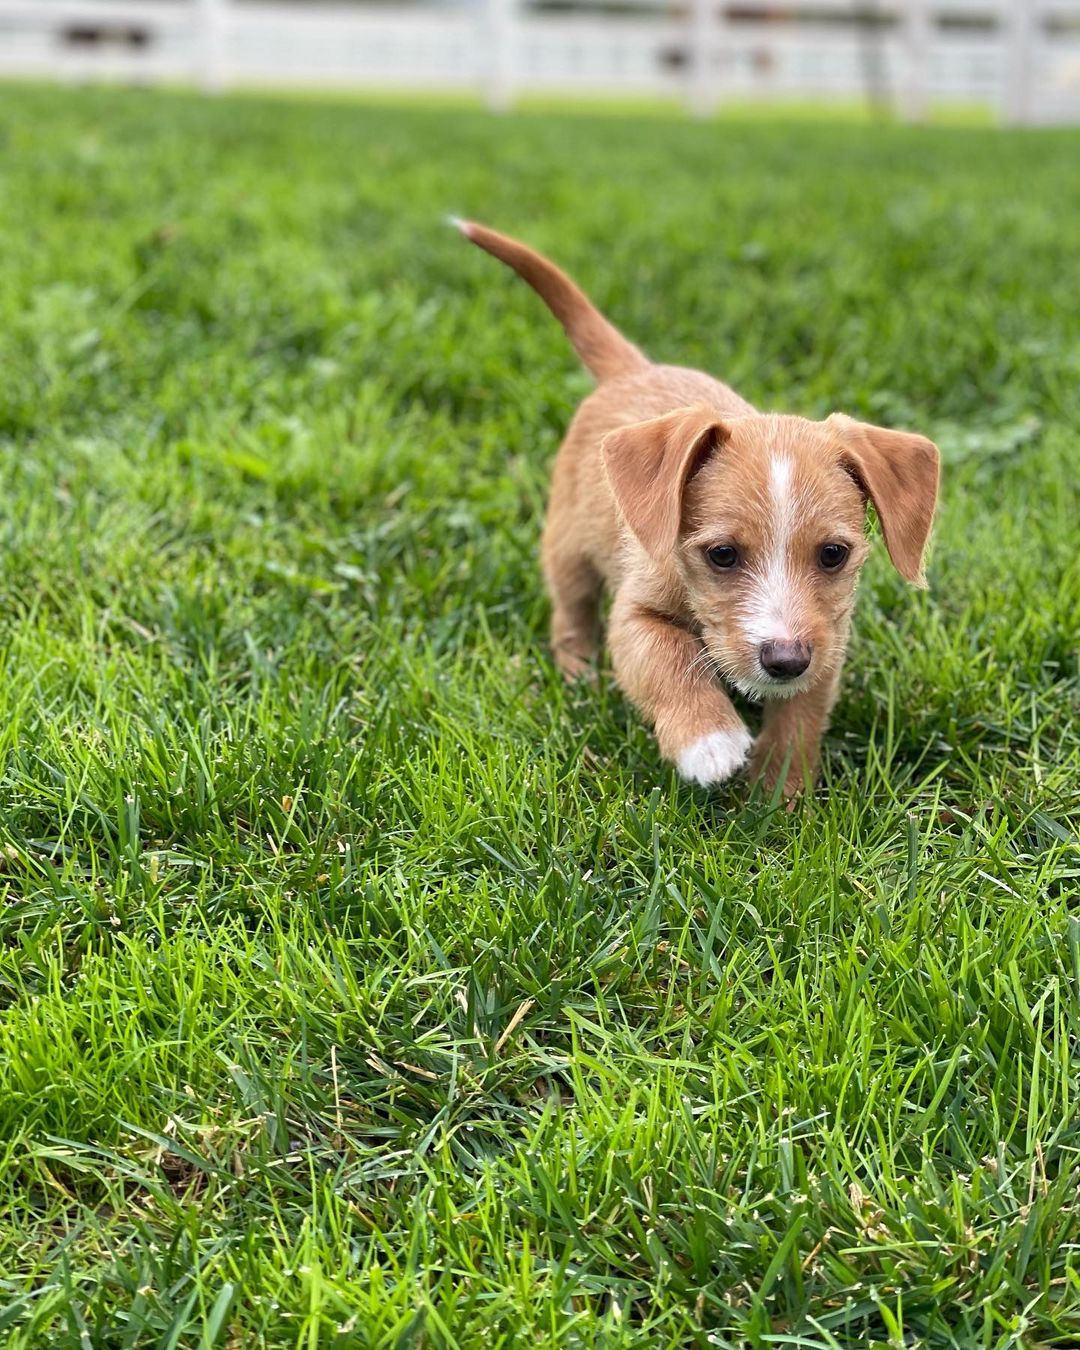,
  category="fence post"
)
[687,0,716,116]
[1003,0,1037,125]
[486,0,519,112]
[900,0,931,121]
[195,0,226,92]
